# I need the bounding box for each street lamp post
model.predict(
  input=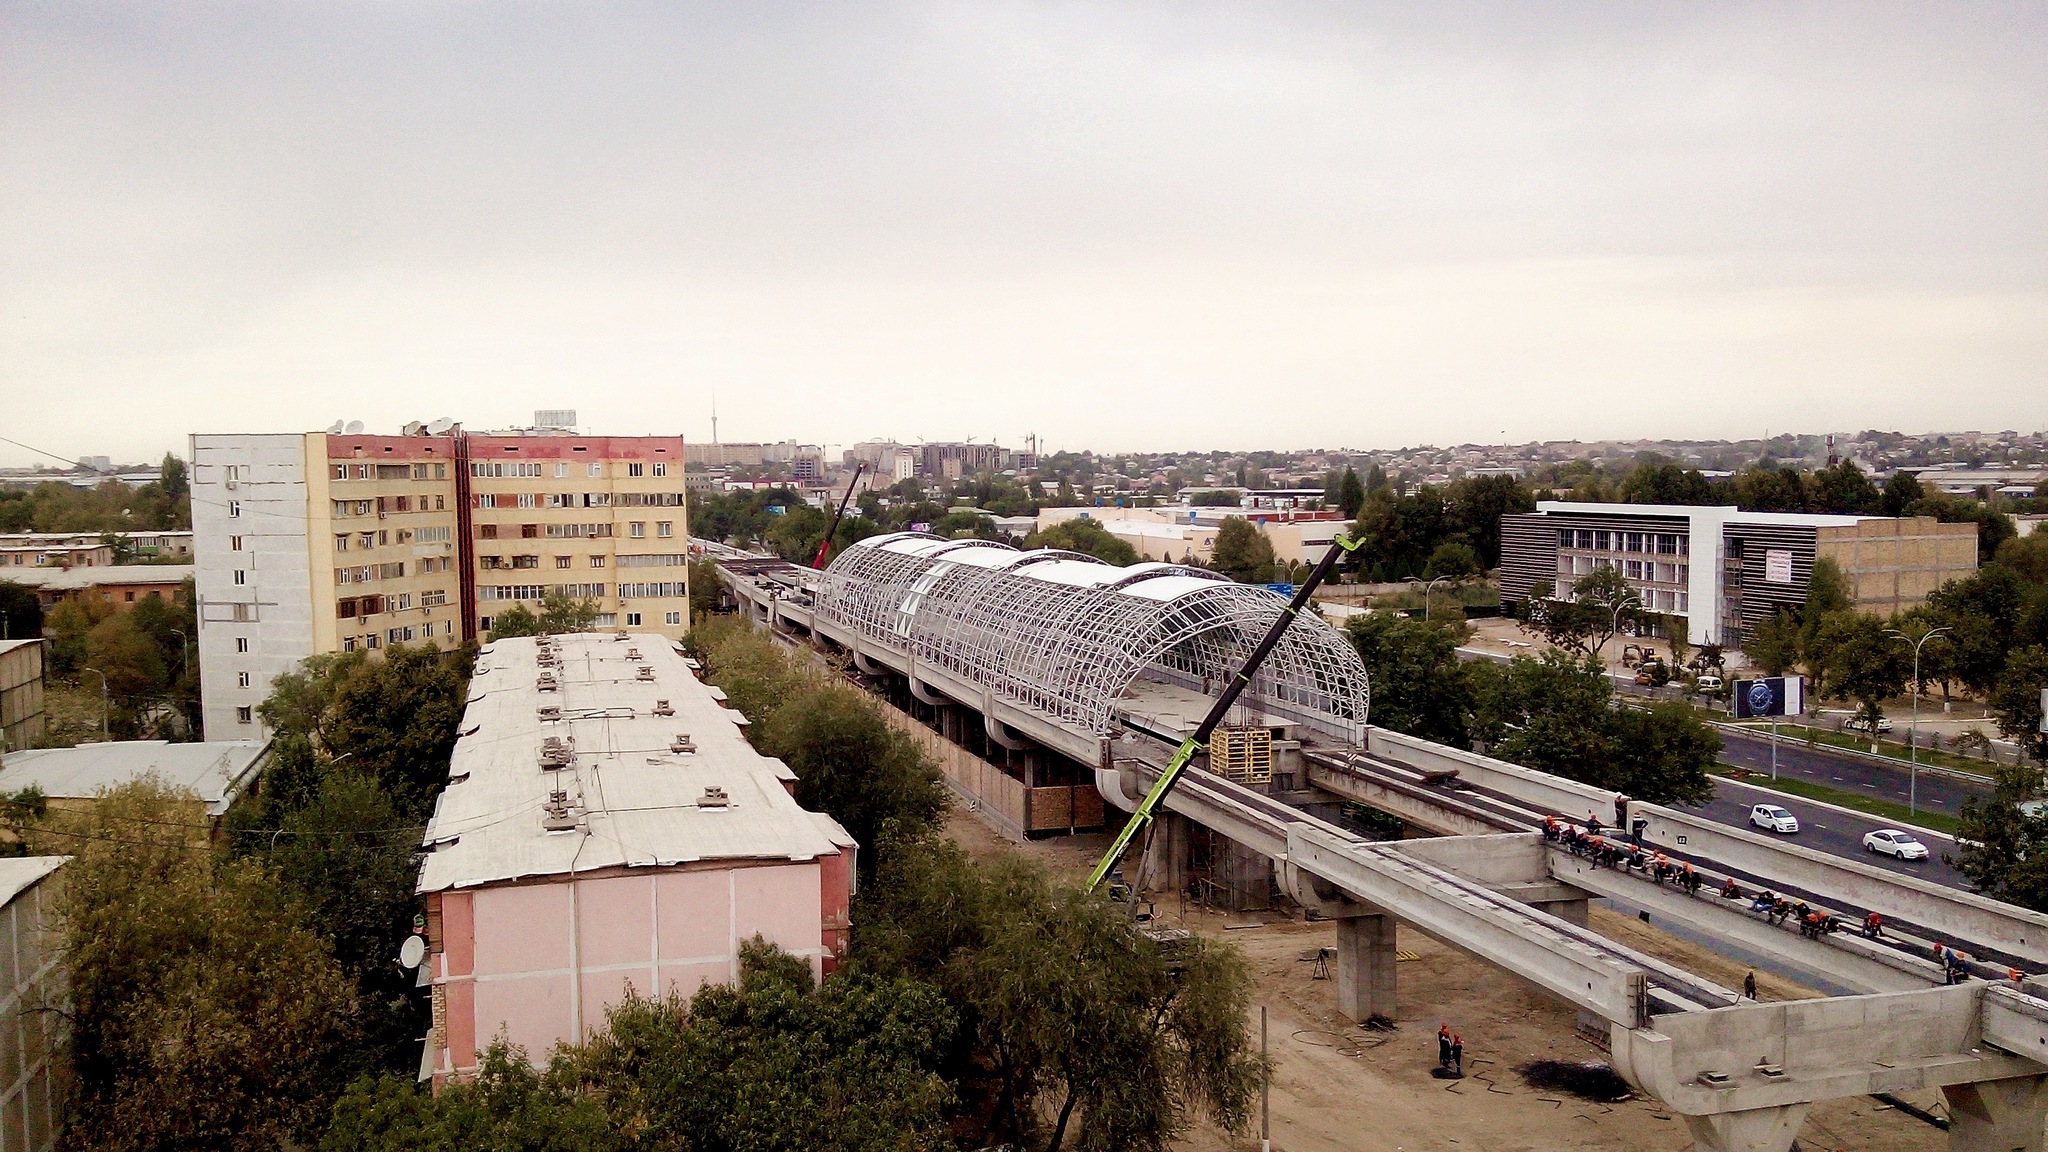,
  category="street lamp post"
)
[1408,576,1451,621]
[81,666,109,738]
[1885,625,1952,818]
